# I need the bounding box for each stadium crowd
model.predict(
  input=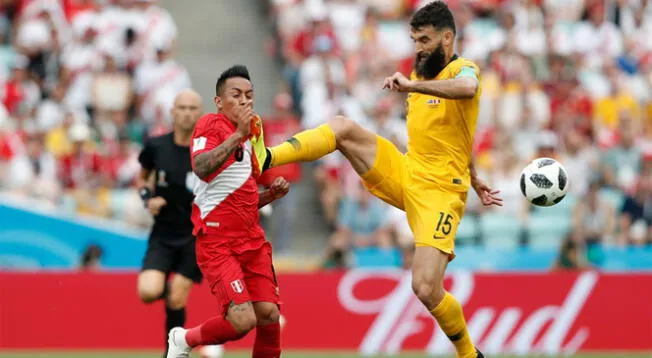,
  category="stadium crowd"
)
[267,0,652,268]
[0,0,651,271]
[0,0,187,227]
